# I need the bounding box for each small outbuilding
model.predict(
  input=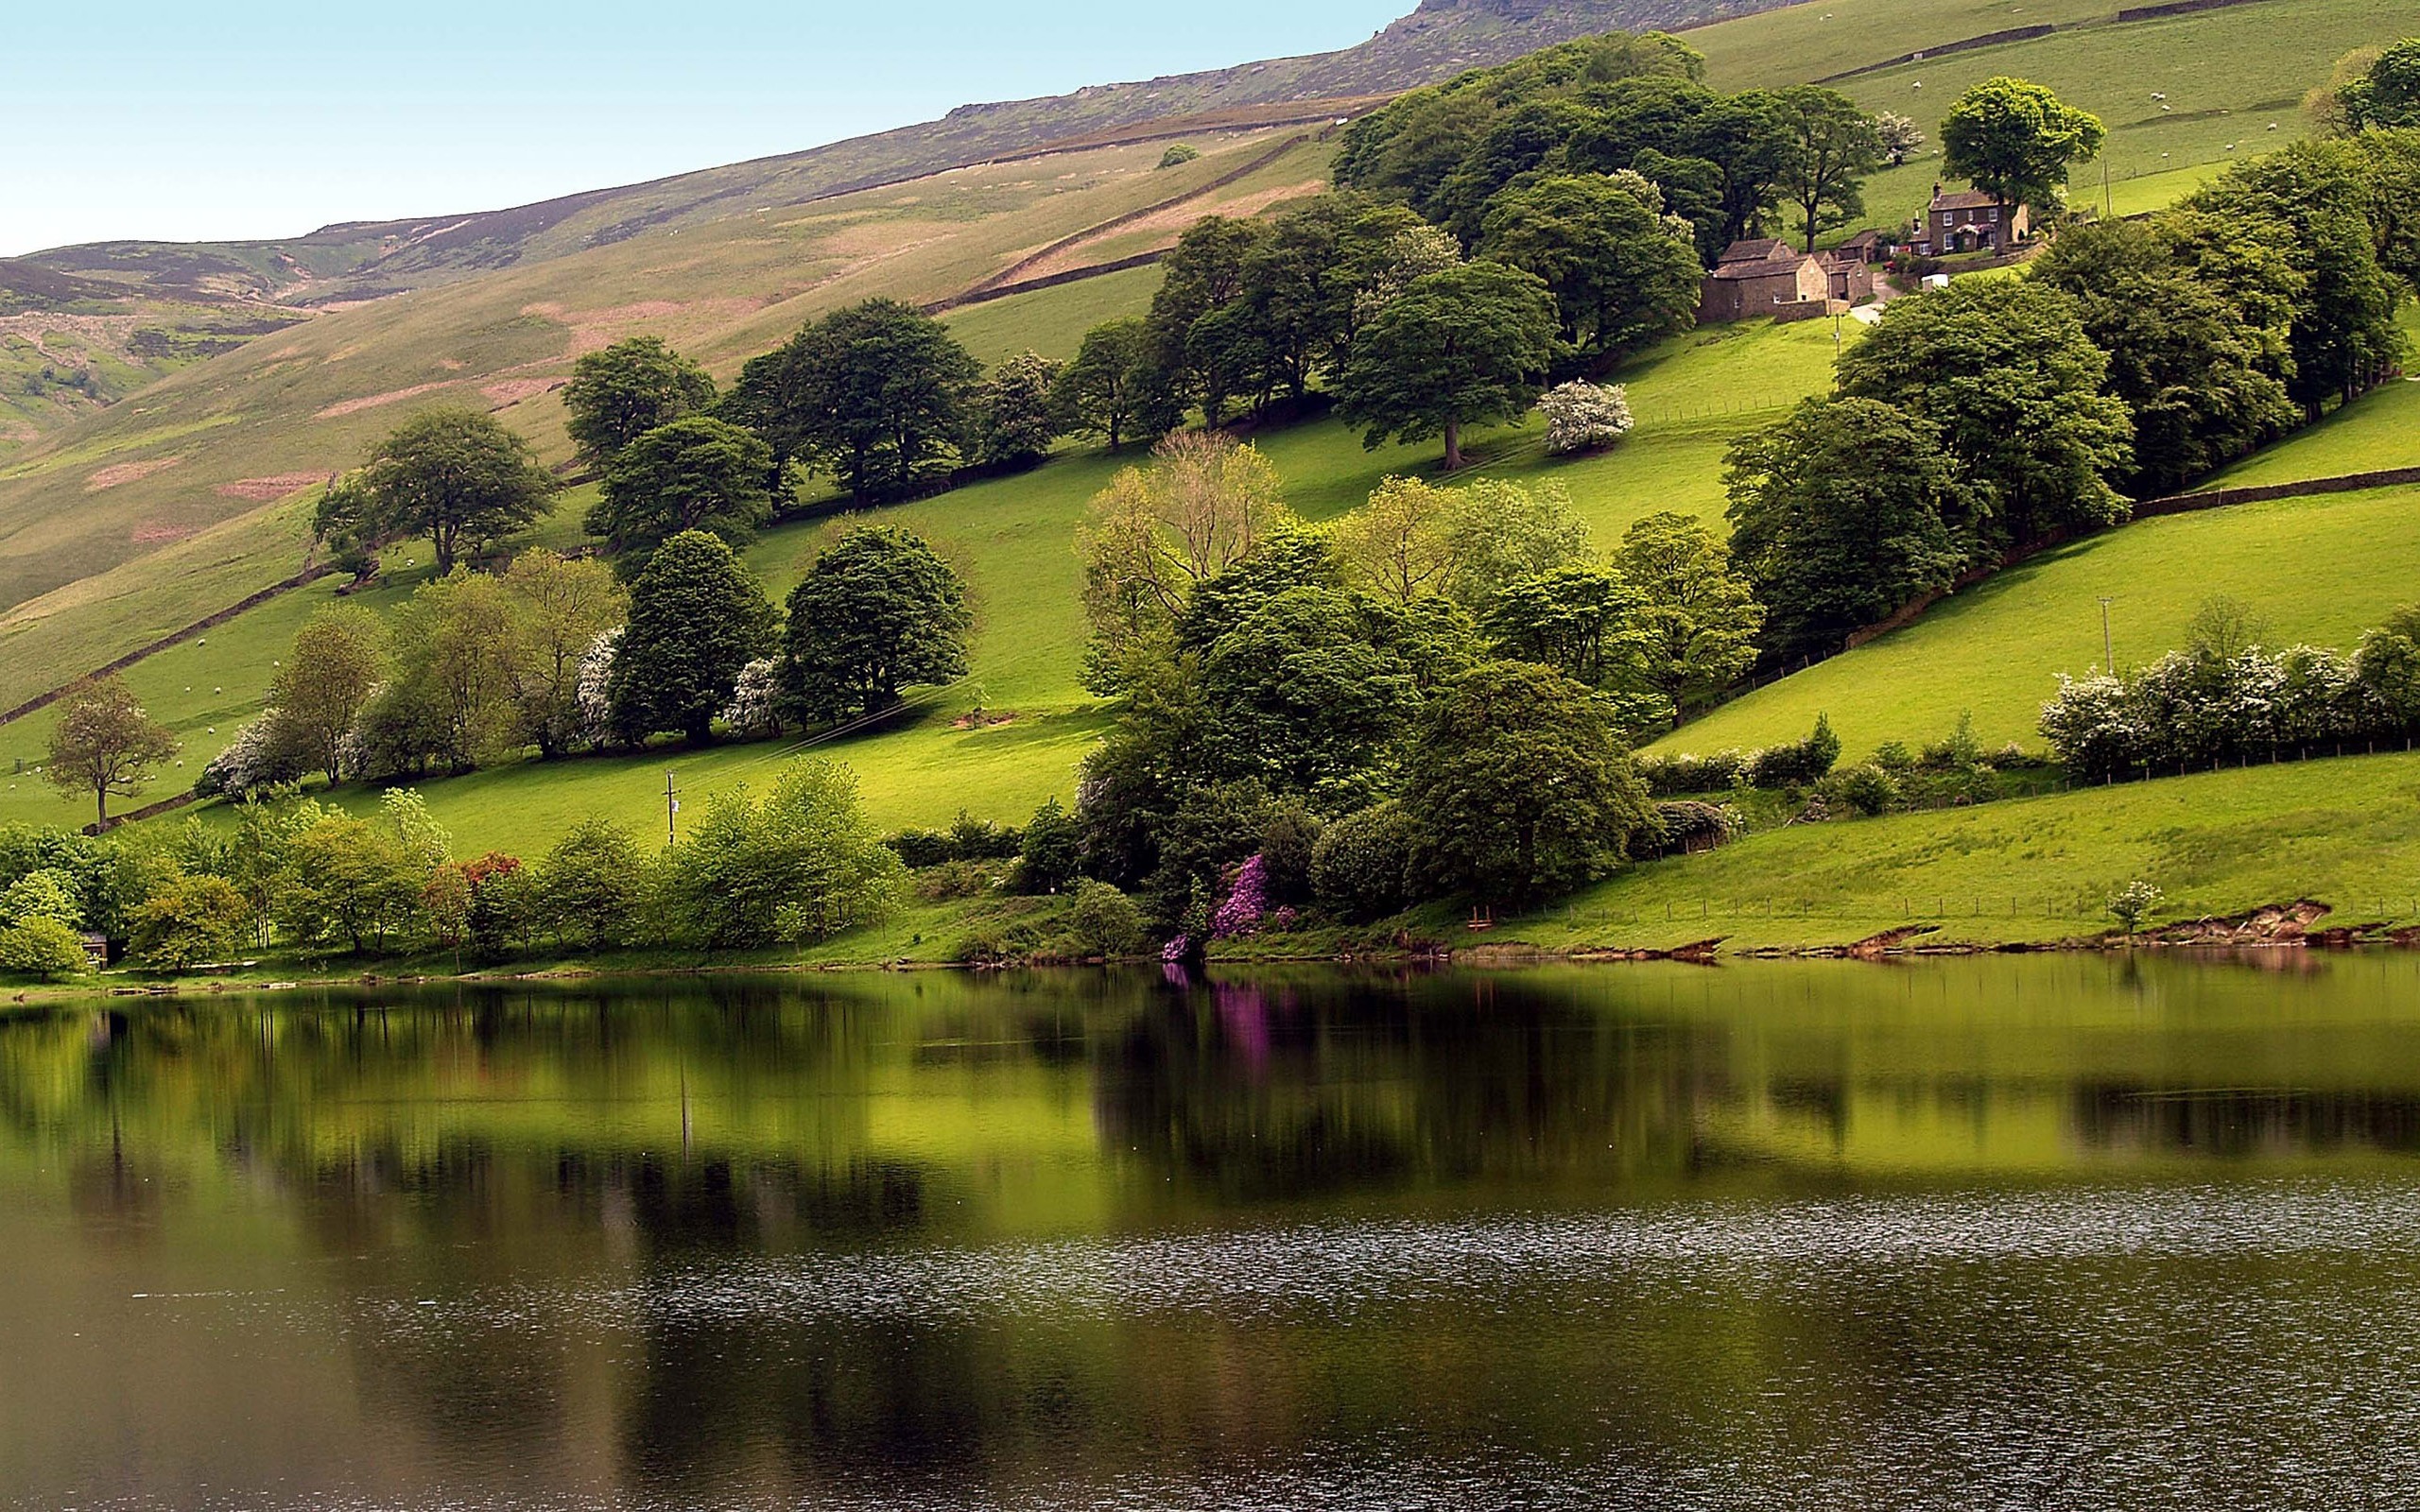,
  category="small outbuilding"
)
[1696,239,1830,323]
